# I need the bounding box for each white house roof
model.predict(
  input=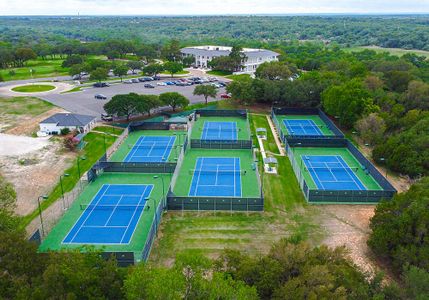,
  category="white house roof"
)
[181,46,279,59]
[40,113,96,127]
